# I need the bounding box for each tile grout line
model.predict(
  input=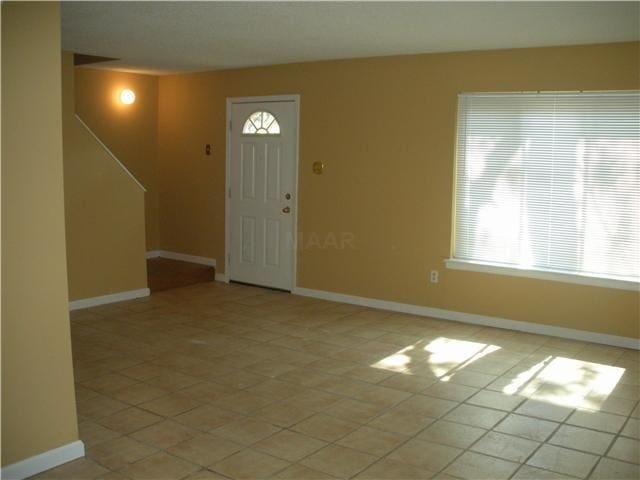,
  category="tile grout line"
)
[507,409,574,479]
[585,398,640,479]
[73,285,640,480]
[85,355,638,478]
